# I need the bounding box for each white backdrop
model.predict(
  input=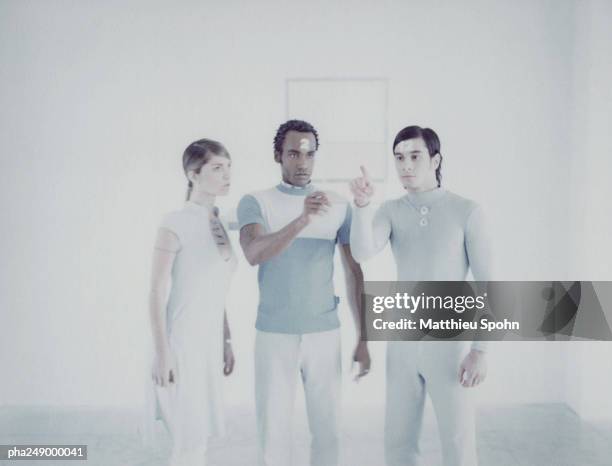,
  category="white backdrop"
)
[1,0,611,420]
